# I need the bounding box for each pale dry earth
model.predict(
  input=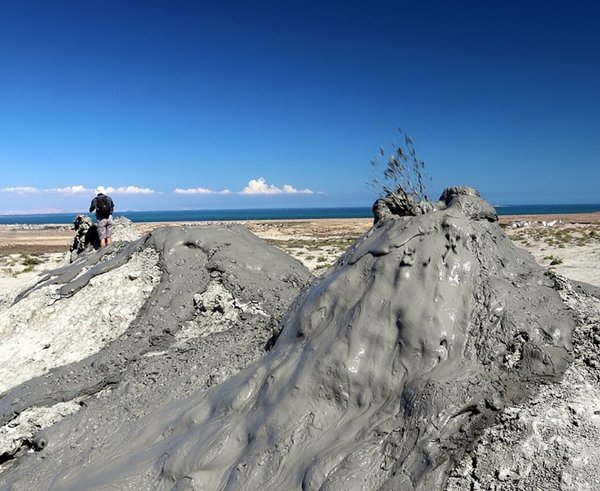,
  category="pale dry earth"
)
[0,248,161,394]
